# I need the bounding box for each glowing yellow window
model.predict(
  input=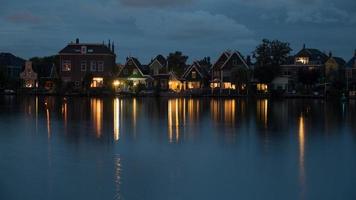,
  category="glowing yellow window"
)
[91,77,104,88]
